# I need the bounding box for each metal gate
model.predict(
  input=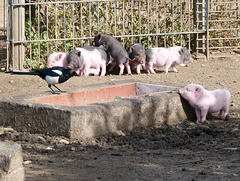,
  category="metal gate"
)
[6,0,240,70]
